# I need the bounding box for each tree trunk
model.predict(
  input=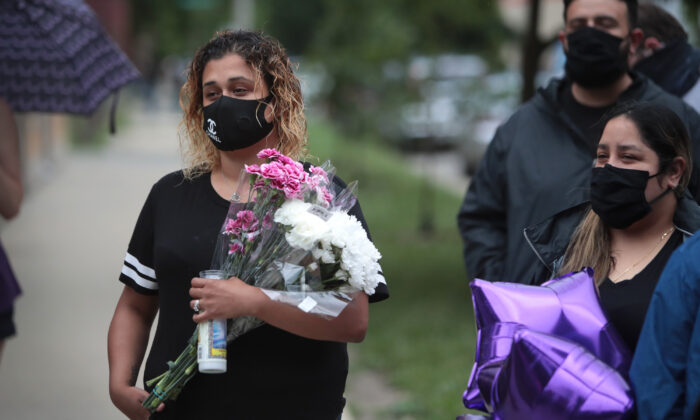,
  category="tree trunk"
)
[521,0,543,103]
